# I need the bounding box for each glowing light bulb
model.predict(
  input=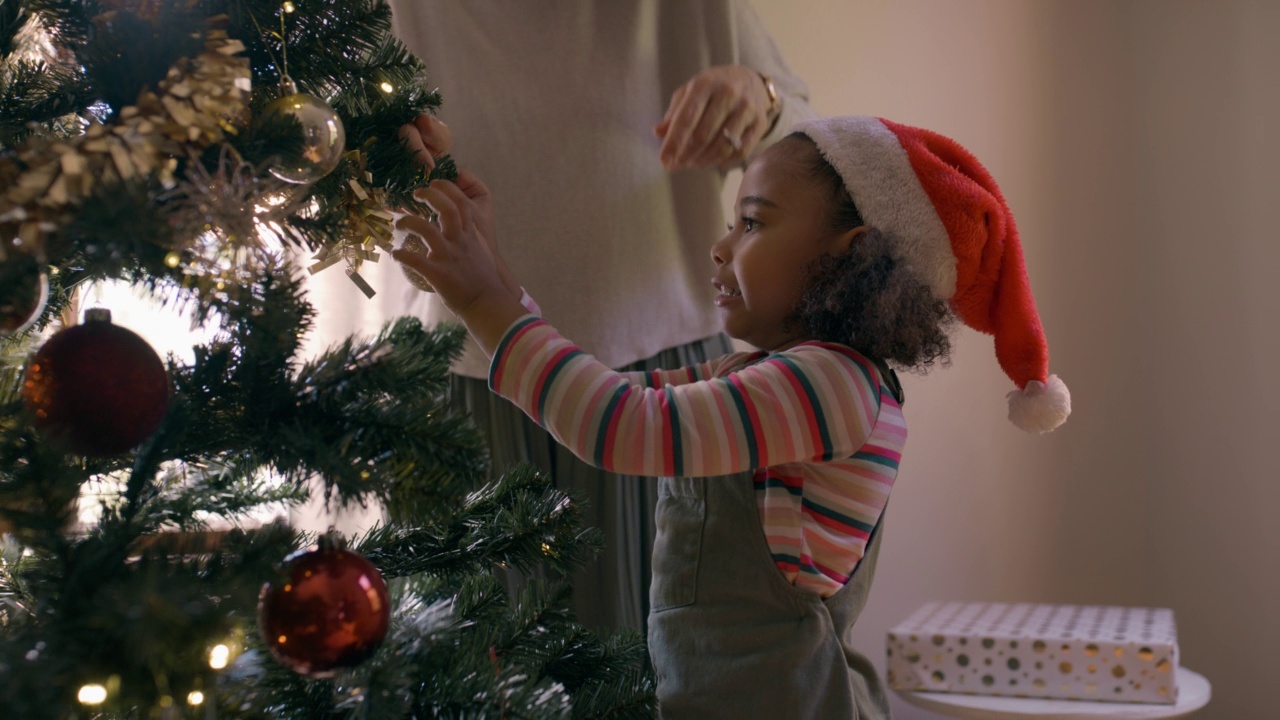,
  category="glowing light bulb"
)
[78,684,108,705]
[209,643,231,670]
[283,1,296,12]
[188,691,205,706]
